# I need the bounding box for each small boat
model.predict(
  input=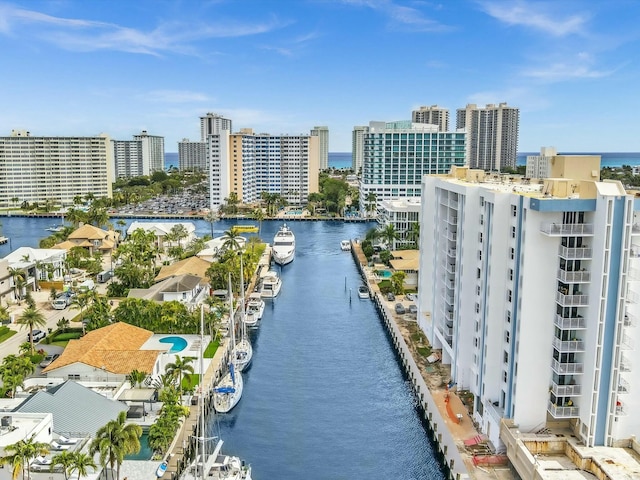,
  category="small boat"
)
[272,224,295,265]
[246,292,265,321]
[213,362,244,413]
[358,285,370,299]
[260,270,282,298]
[155,461,168,478]
[0,236,8,245]
[341,240,351,251]
[46,224,64,233]
[234,224,259,233]
[233,264,253,372]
